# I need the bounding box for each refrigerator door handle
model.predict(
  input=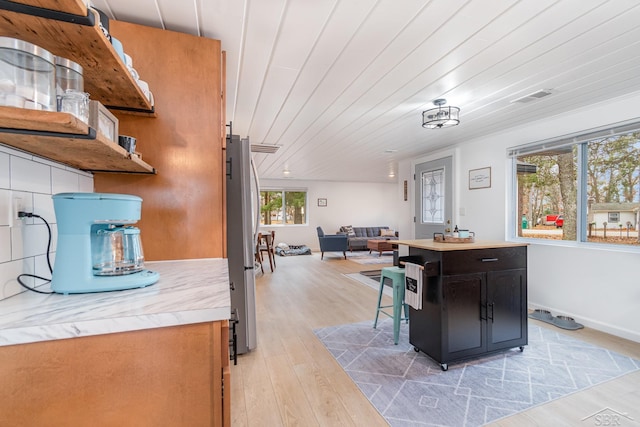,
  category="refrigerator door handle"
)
[251,156,261,239]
